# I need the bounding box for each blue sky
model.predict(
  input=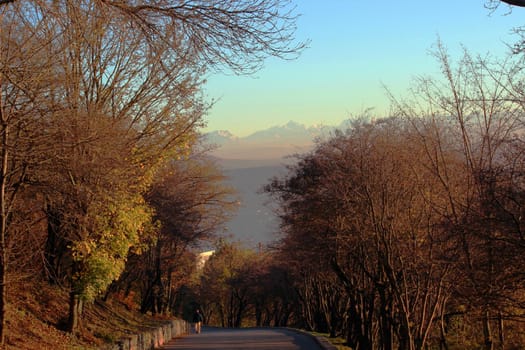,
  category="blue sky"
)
[203,0,525,137]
